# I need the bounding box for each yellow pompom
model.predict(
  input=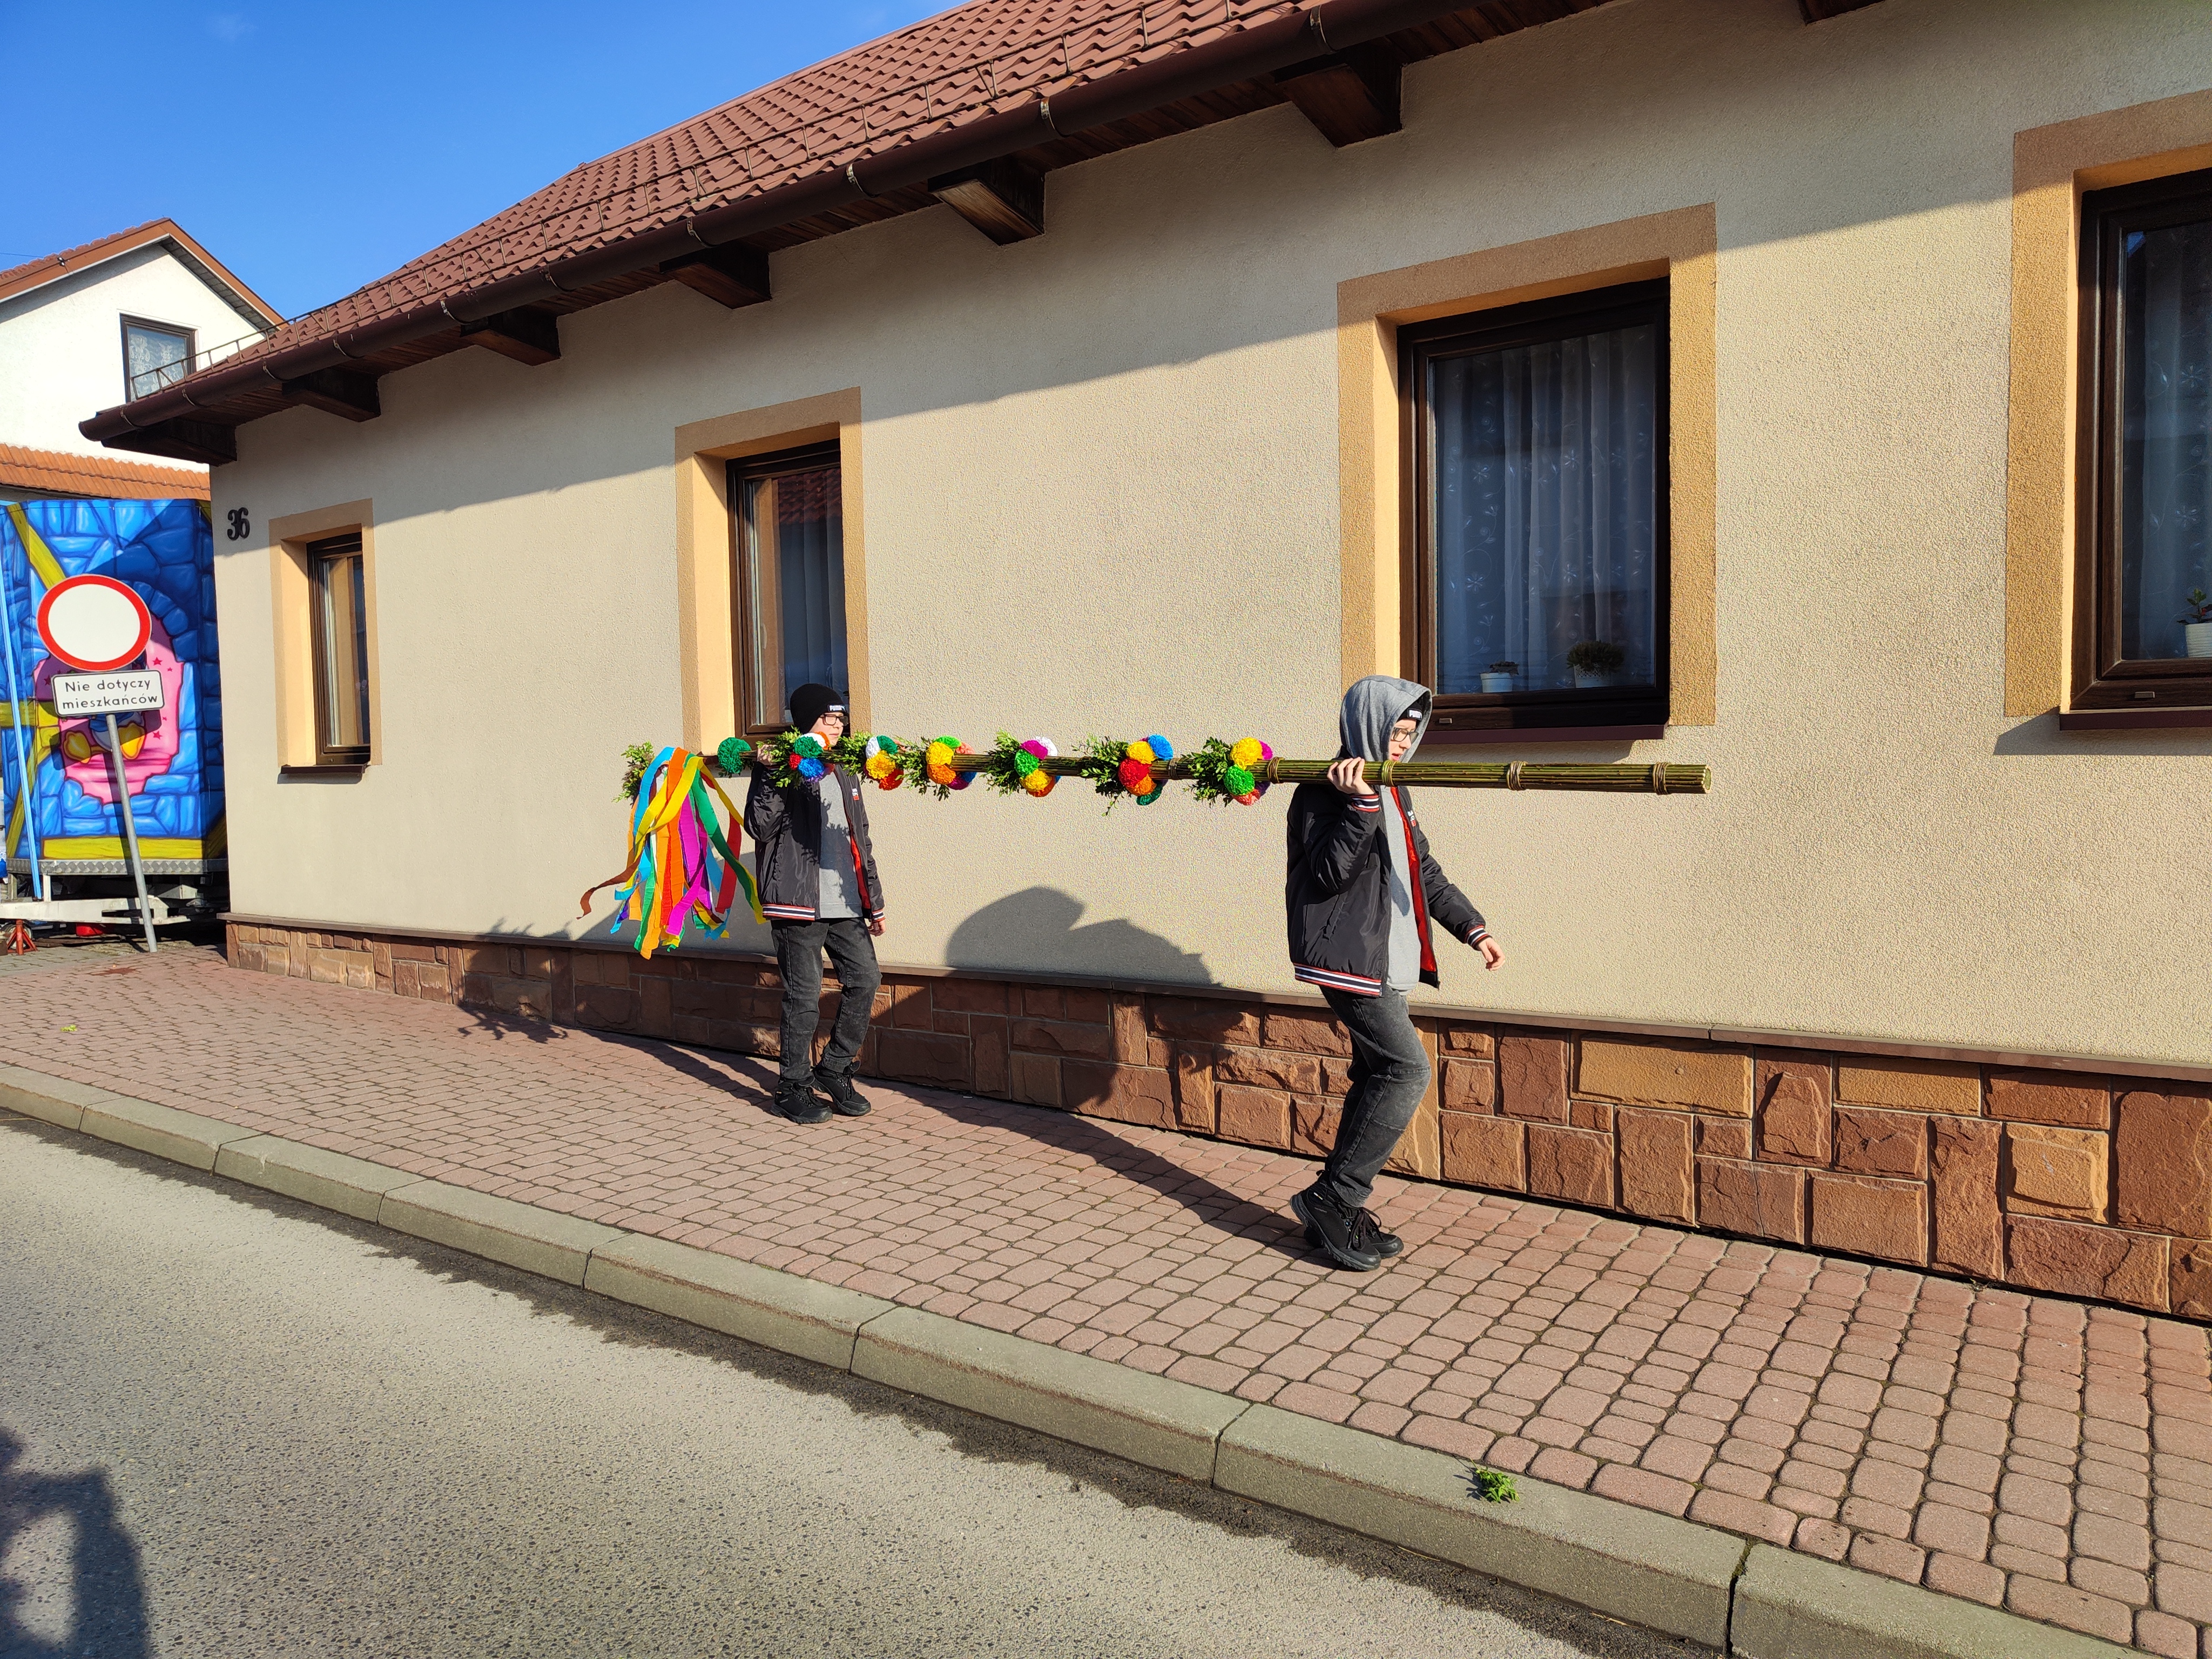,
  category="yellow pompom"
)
[926,740,954,765]
[1230,737,1263,768]
[1126,739,1155,766]
[1021,770,1055,797]
[864,753,894,780]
